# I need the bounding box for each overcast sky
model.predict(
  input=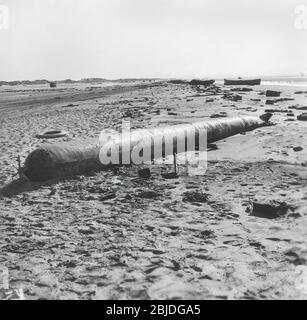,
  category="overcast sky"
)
[0,0,306,80]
